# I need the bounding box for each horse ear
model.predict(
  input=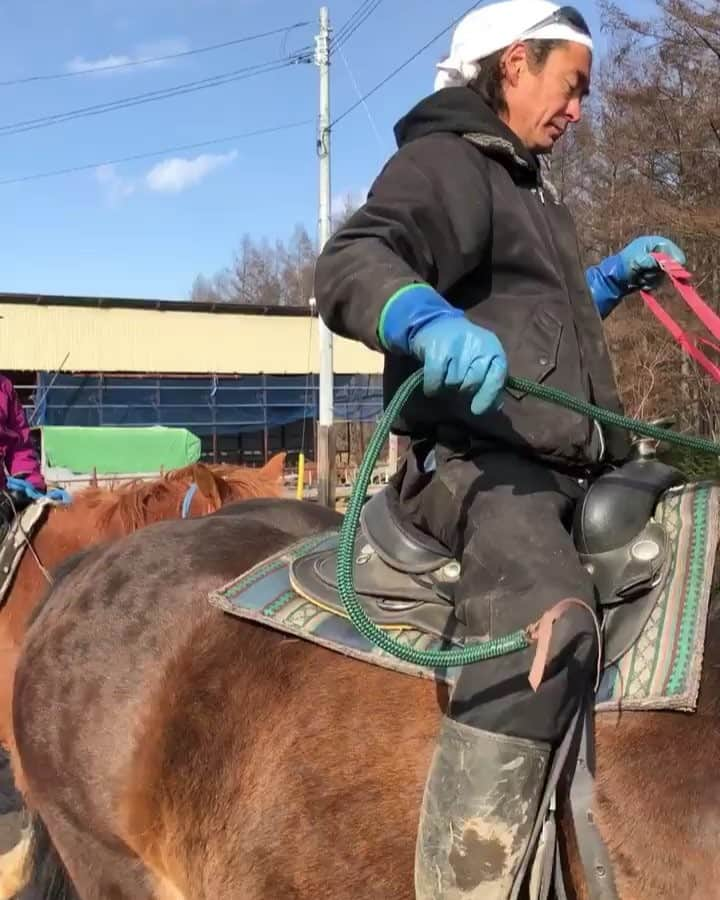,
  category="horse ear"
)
[260,453,286,483]
[192,463,223,509]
